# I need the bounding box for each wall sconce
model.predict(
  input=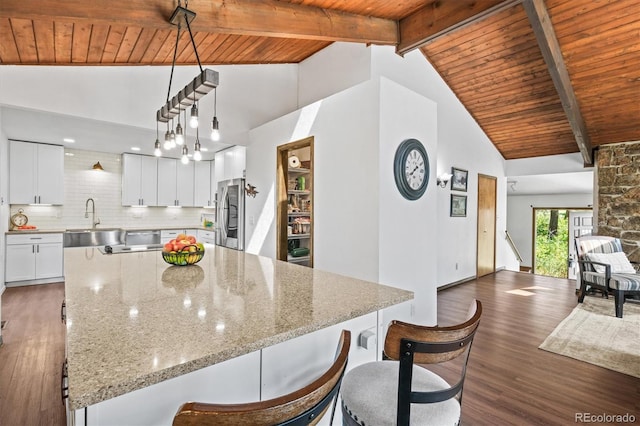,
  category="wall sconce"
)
[436,173,453,188]
[92,162,104,171]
